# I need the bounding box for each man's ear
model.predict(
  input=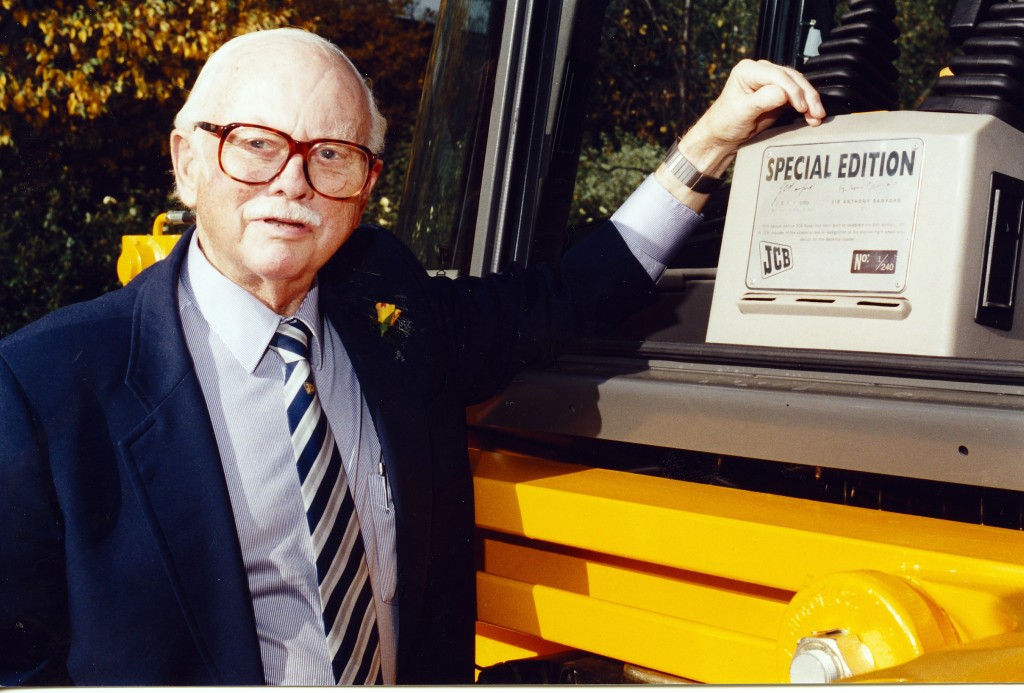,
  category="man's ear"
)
[354,158,385,218]
[367,158,384,196]
[170,129,199,208]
